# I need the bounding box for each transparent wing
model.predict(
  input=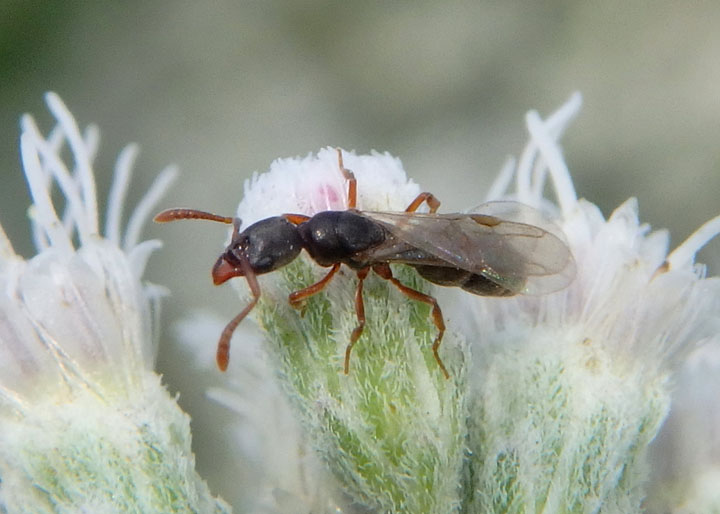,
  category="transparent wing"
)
[362,201,575,295]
